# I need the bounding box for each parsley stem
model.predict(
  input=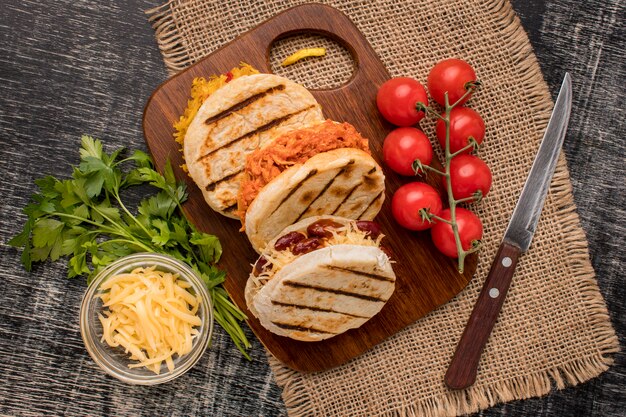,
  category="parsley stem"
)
[111,190,154,241]
[88,204,149,243]
[212,308,251,359]
[14,137,252,359]
[212,289,251,354]
[215,289,248,320]
[99,238,152,252]
[114,157,134,165]
[53,211,150,252]
[51,212,119,233]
